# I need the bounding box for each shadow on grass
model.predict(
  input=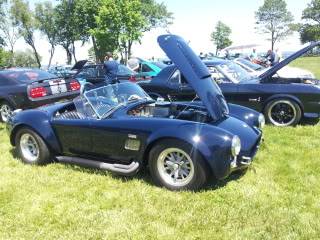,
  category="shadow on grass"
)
[9,148,250,192]
[57,161,249,192]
